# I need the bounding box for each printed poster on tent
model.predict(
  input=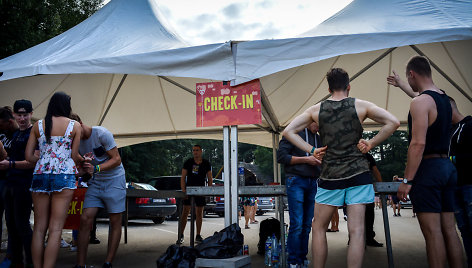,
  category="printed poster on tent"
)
[196,80,262,127]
